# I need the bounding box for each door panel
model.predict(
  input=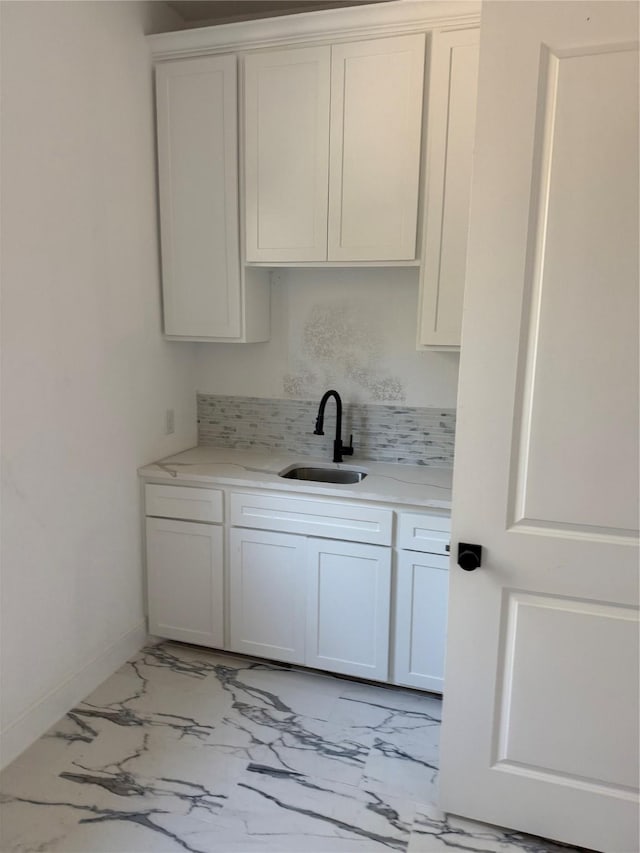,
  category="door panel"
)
[509,43,639,537]
[439,4,639,851]
[495,593,638,790]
